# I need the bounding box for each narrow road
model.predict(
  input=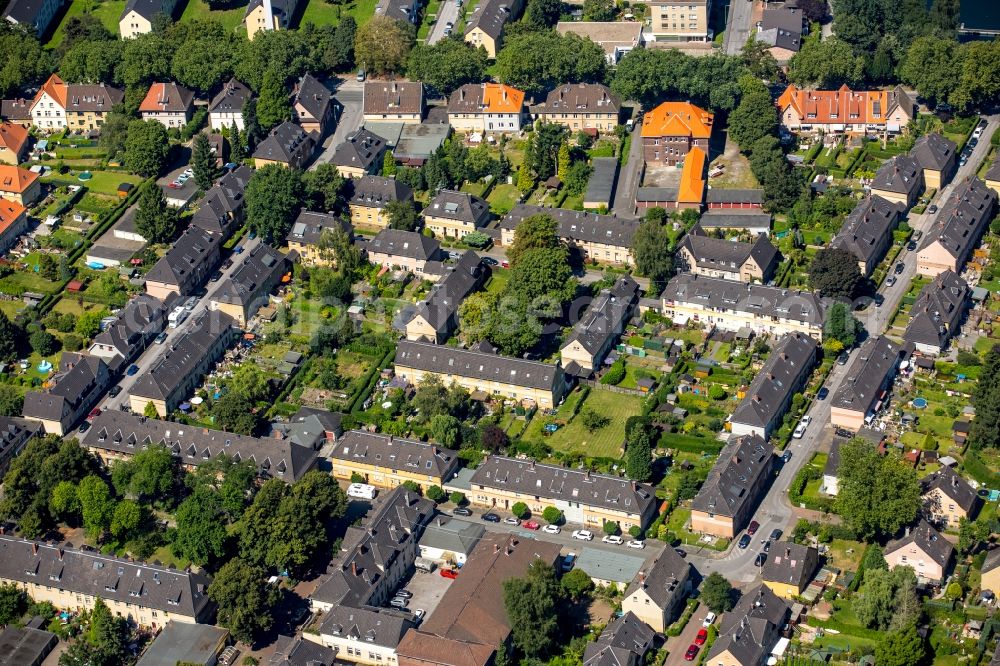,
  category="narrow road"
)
[722,0,753,55]
[311,79,364,170]
[612,123,643,218]
[426,0,459,44]
[663,604,710,666]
